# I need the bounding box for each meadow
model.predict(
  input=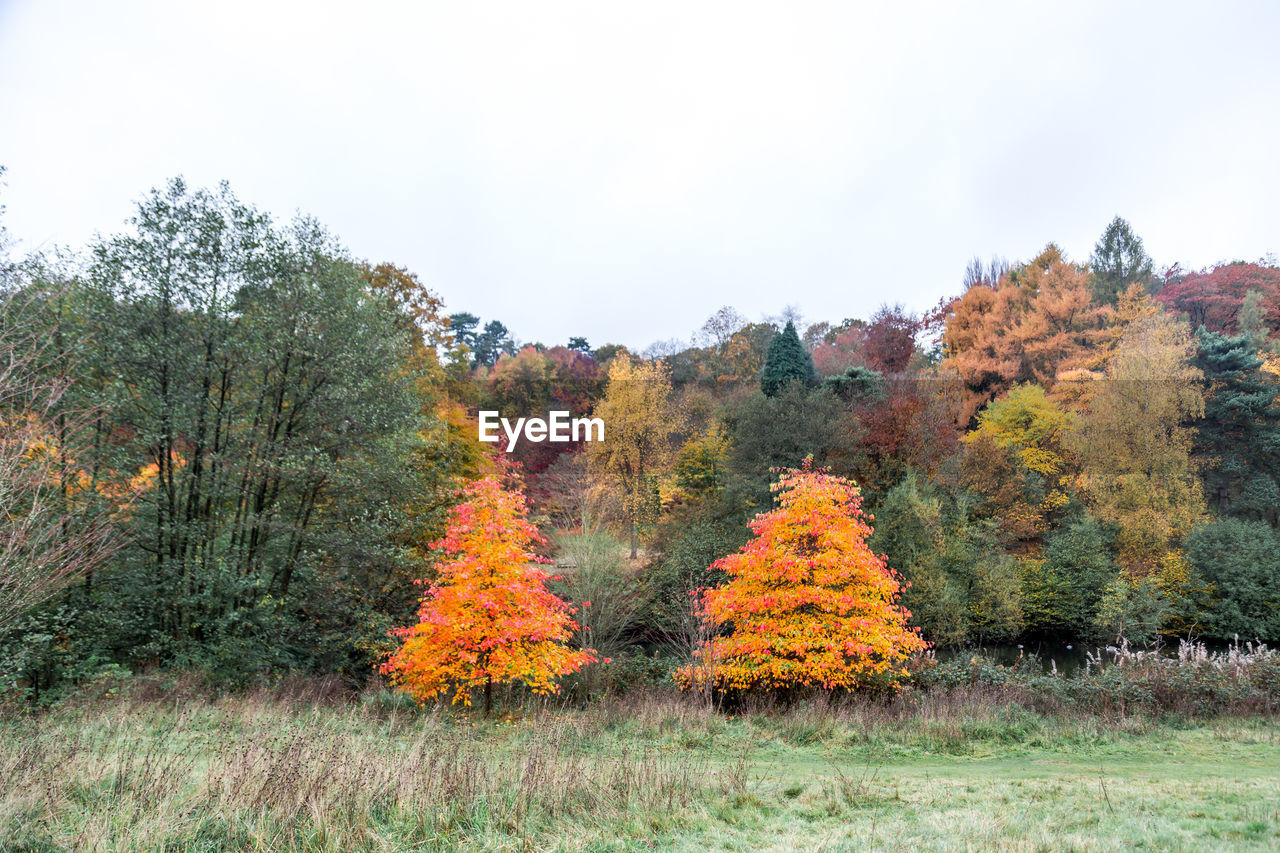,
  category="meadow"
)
[3,673,1278,852]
